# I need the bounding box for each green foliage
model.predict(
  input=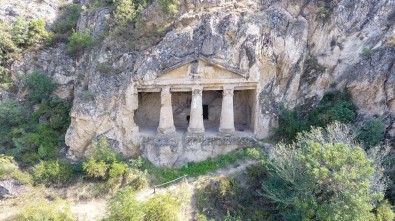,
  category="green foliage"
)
[361,47,373,57]
[307,91,356,127]
[82,90,95,100]
[0,17,49,90]
[141,148,256,184]
[245,147,261,160]
[0,21,19,90]
[31,160,73,186]
[0,99,28,130]
[143,192,183,221]
[276,91,357,141]
[275,108,308,141]
[67,30,93,55]
[12,198,76,221]
[113,0,141,25]
[1,96,71,164]
[157,0,180,14]
[195,172,276,221]
[0,154,32,184]
[105,185,185,221]
[82,138,130,188]
[24,72,57,104]
[262,123,387,221]
[83,158,109,179]
[12,17,50,48]
[357,118,387,149]
[105,187,144,221]
[50,4,82,44]
[374,200,395,221]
